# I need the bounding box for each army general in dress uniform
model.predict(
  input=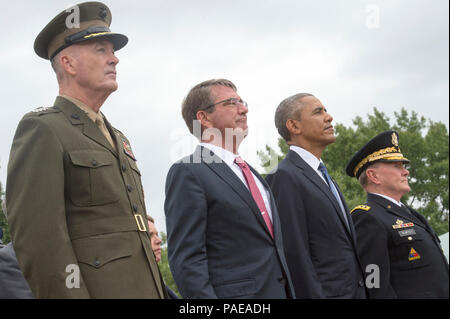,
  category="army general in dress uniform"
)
[346,131,449,298]
[6,2,167,298]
